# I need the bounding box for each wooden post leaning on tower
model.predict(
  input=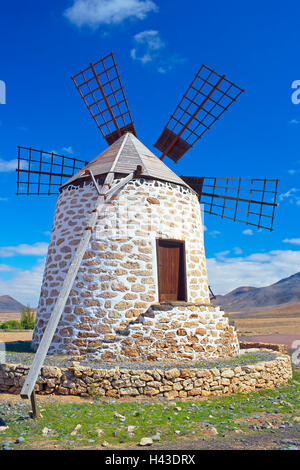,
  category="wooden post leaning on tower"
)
[20,163,140,418]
